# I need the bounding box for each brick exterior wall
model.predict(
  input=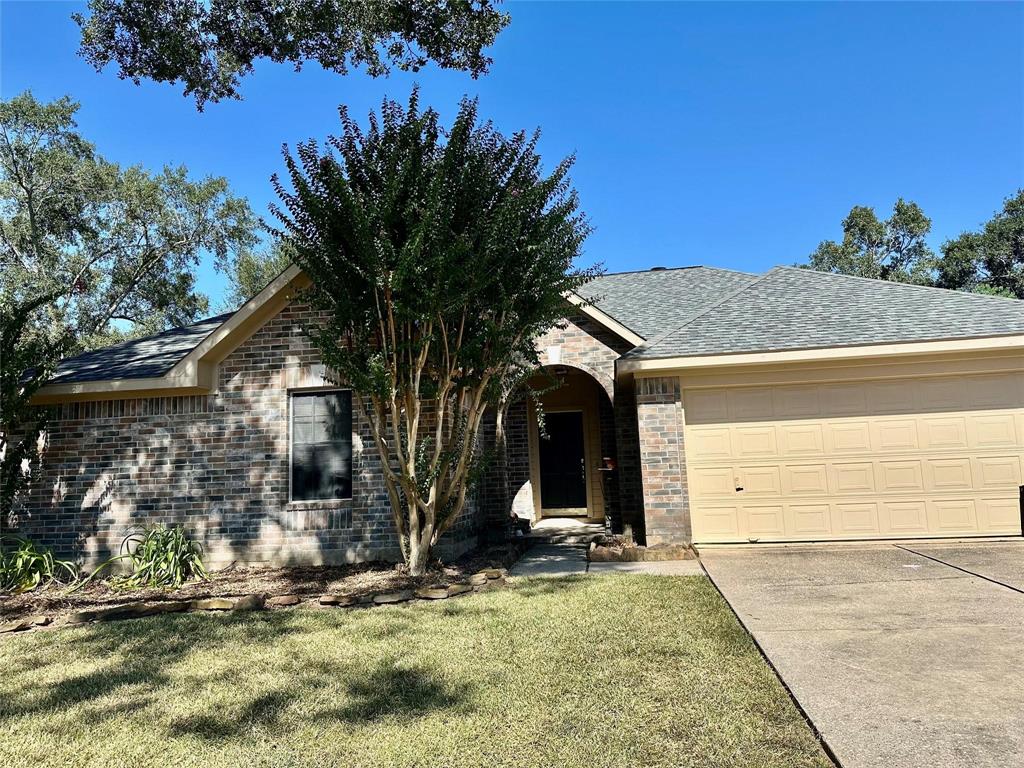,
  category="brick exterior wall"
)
[12,302,479,566]
[477,398,532,541]
[479,313,646,536]
[635,375,692,545]
[12,305,658,562]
